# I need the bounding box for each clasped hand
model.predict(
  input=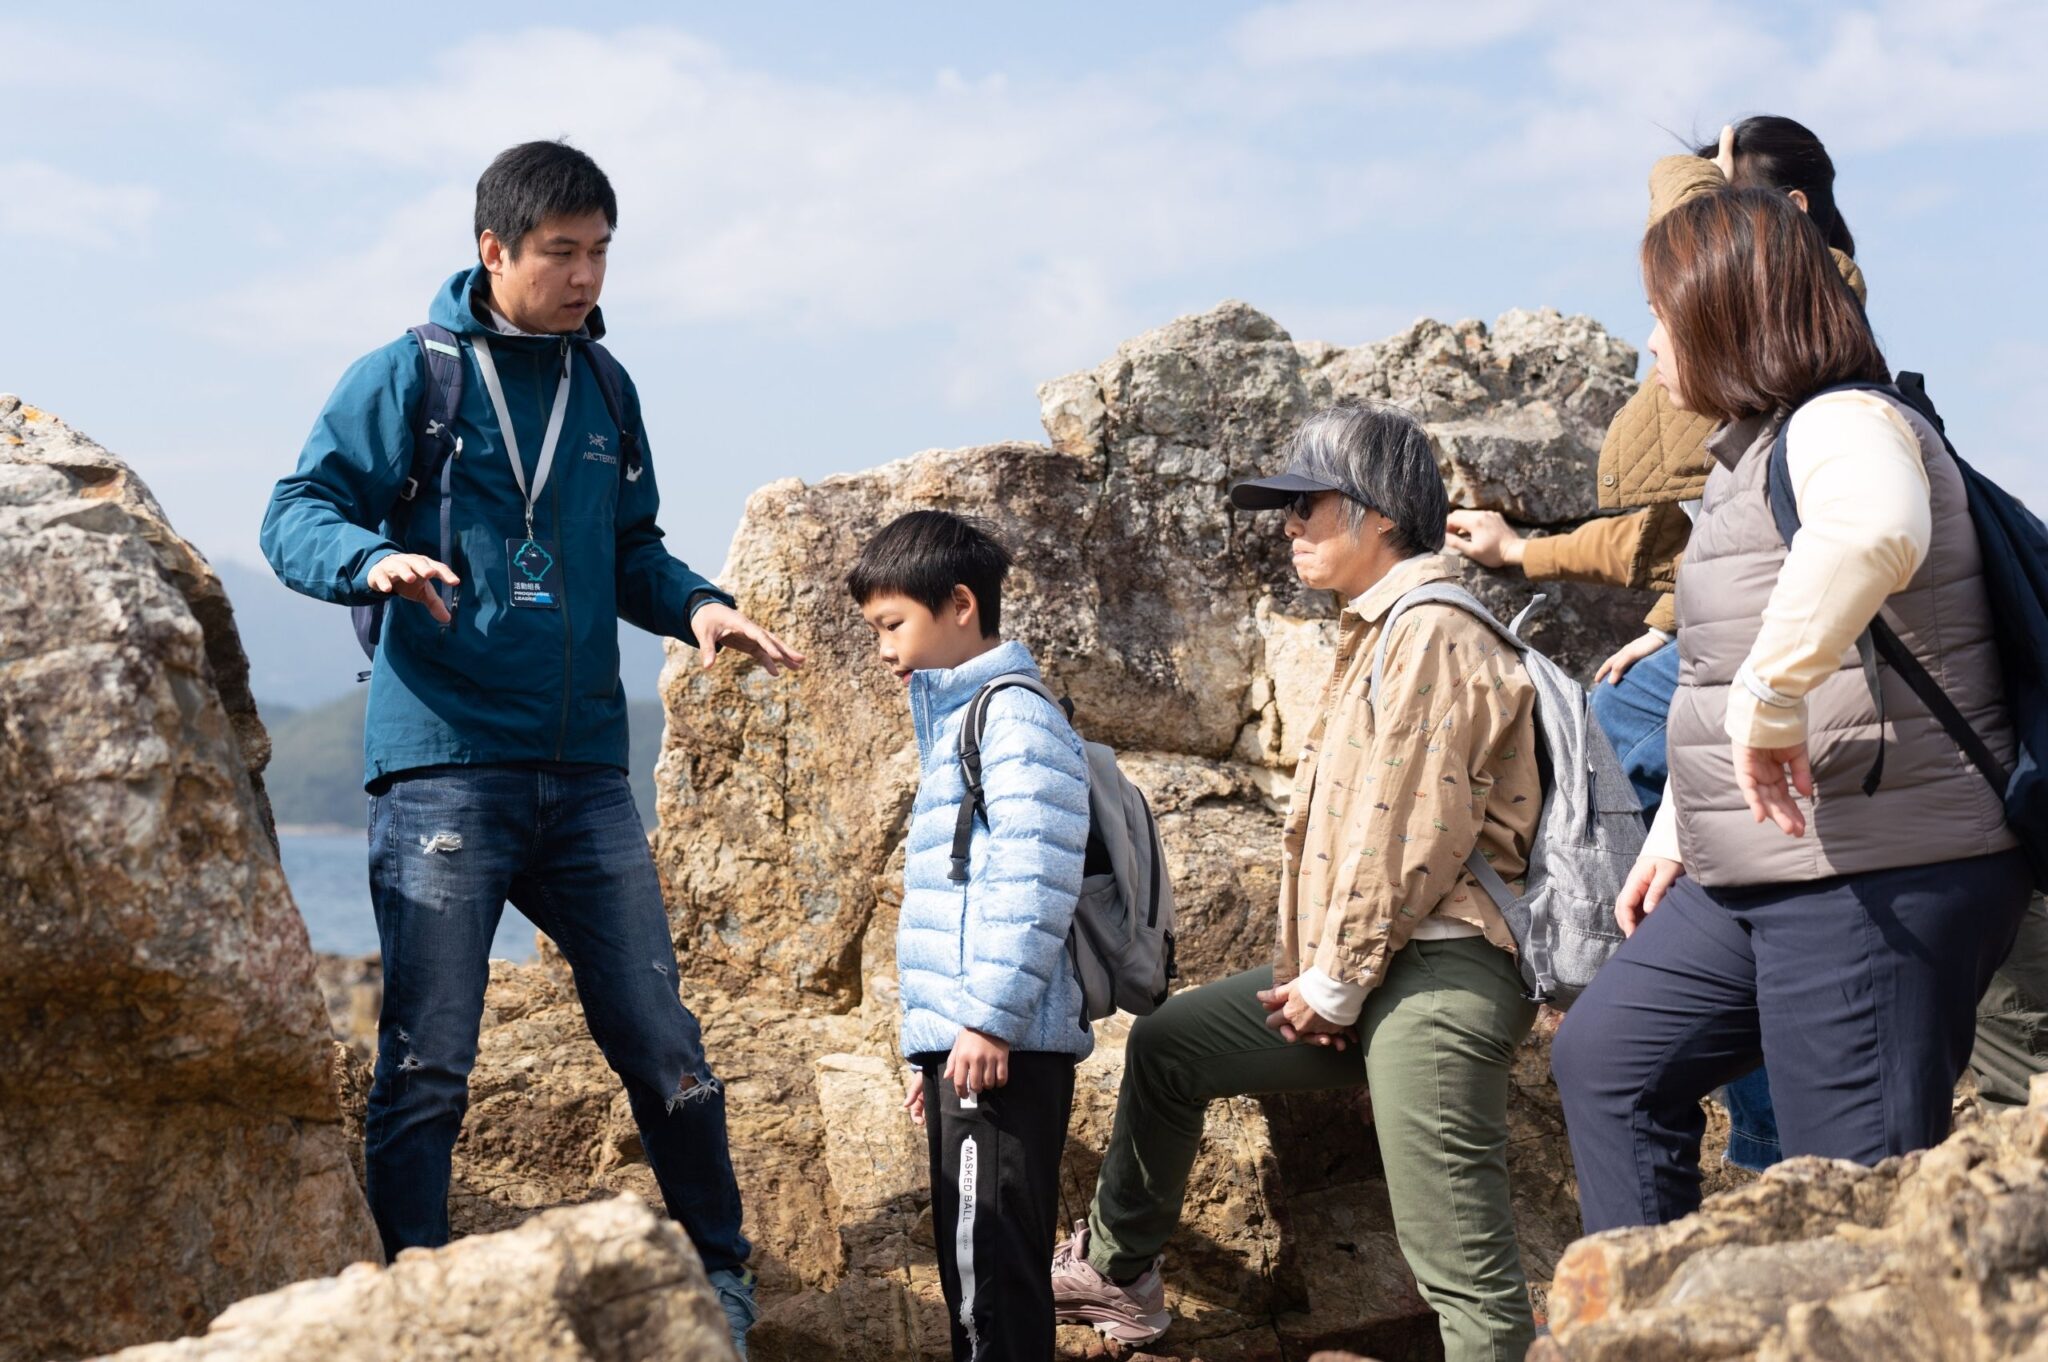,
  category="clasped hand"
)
[1256,980,1353,1050]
